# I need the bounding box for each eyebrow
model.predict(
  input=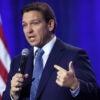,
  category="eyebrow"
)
[22,18,43,23]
